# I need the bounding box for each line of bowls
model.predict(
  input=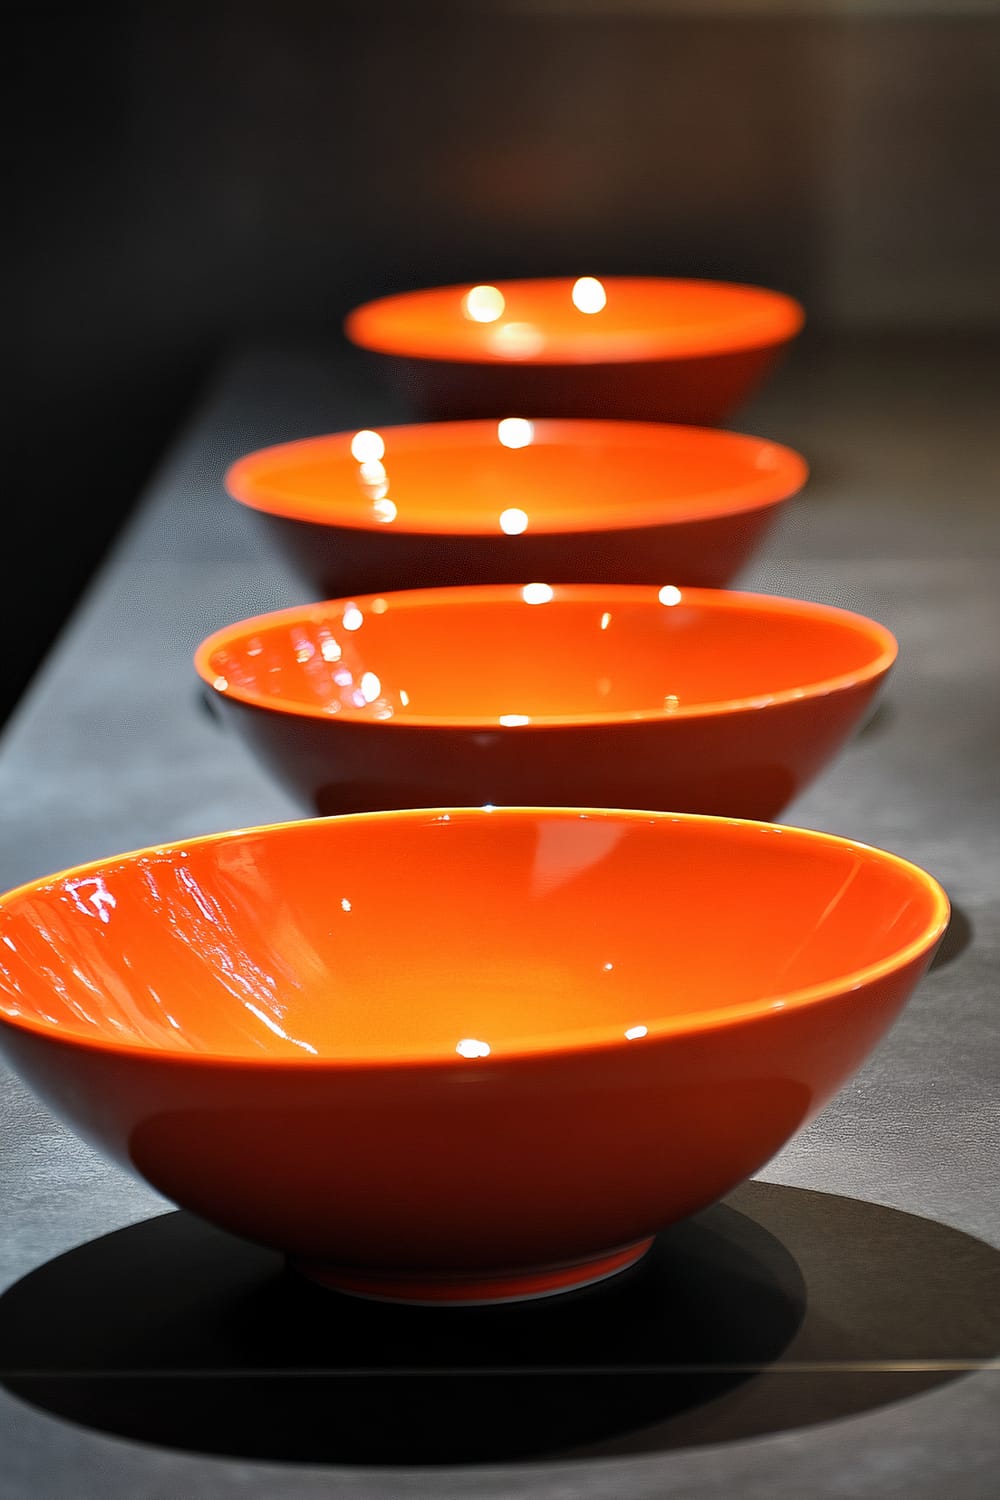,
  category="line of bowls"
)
[0,277,948,1308]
